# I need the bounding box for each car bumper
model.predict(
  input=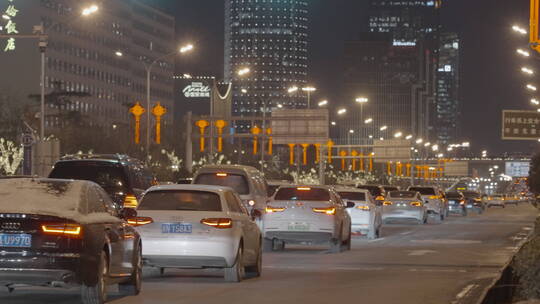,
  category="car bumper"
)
[0,253,81,286]
[264,231,333,244]
[448,205,465,213]
[0,268,78,286]
[141,237,238,267]
[382,209,423,222]
[143,255,229,268]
